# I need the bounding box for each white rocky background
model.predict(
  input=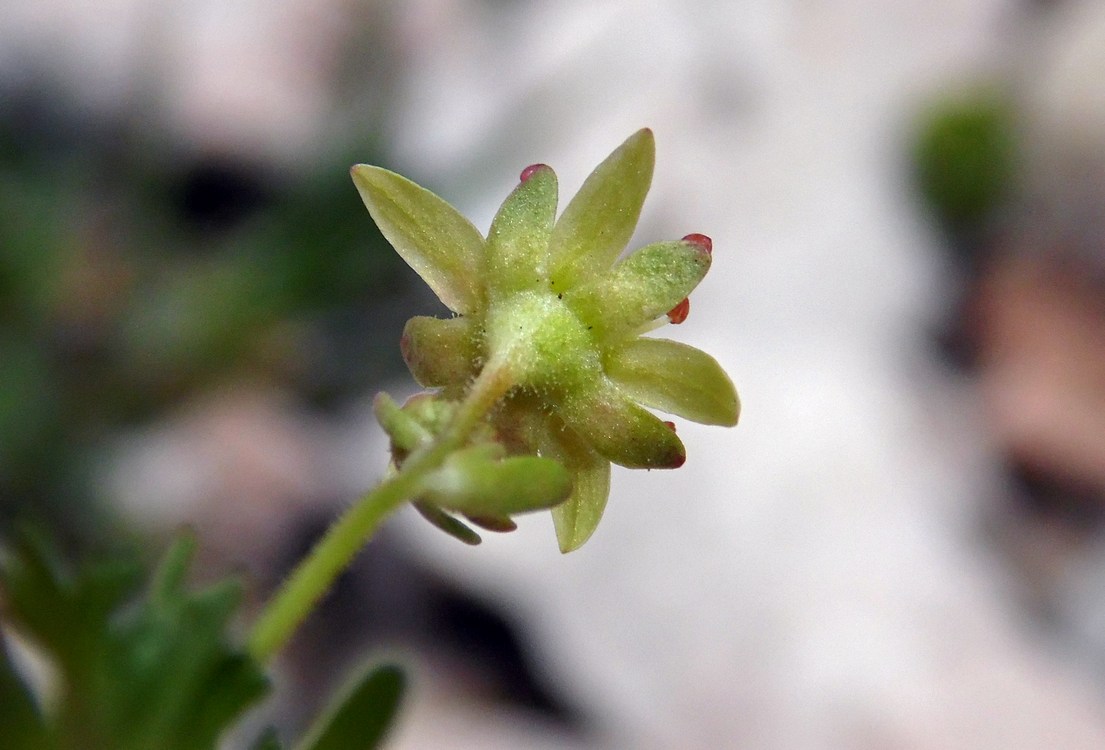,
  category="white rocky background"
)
[8,0,1105,747]
[368,2,1105,748]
